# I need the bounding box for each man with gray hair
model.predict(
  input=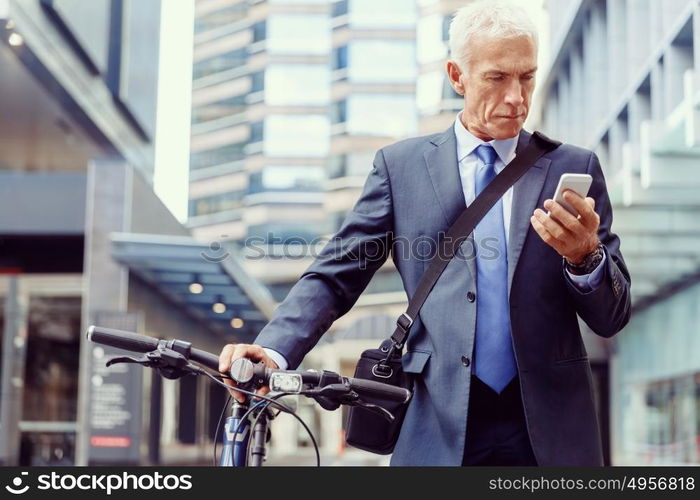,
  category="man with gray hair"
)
[219,1,631,466]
